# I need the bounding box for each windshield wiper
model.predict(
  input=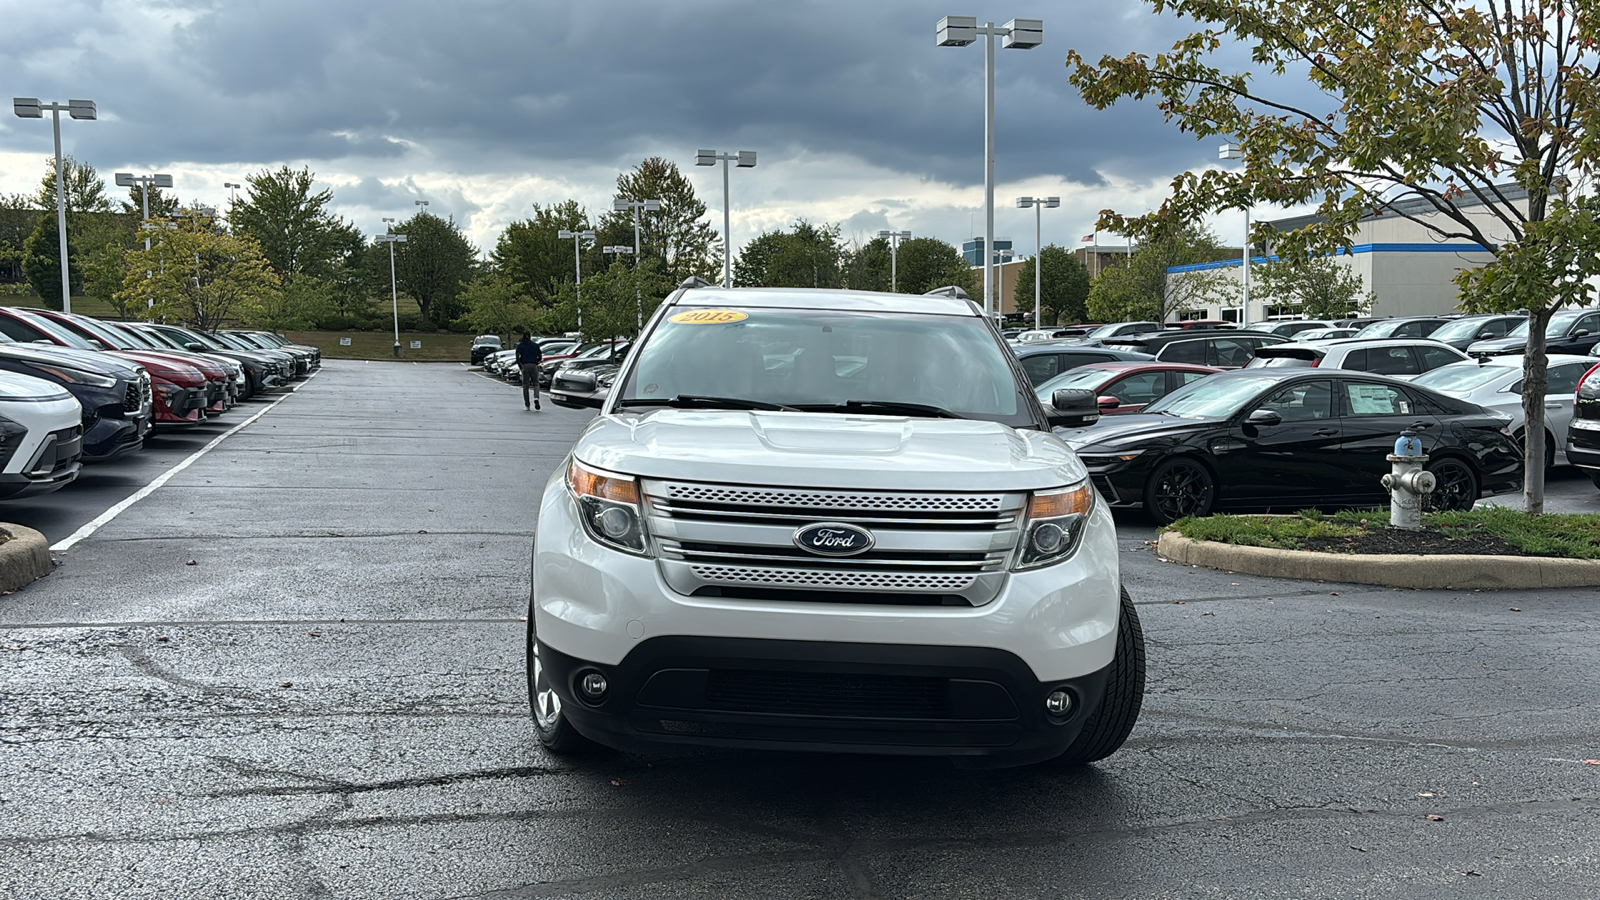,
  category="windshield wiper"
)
[793,400,962,419]
[617,395,800,412]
